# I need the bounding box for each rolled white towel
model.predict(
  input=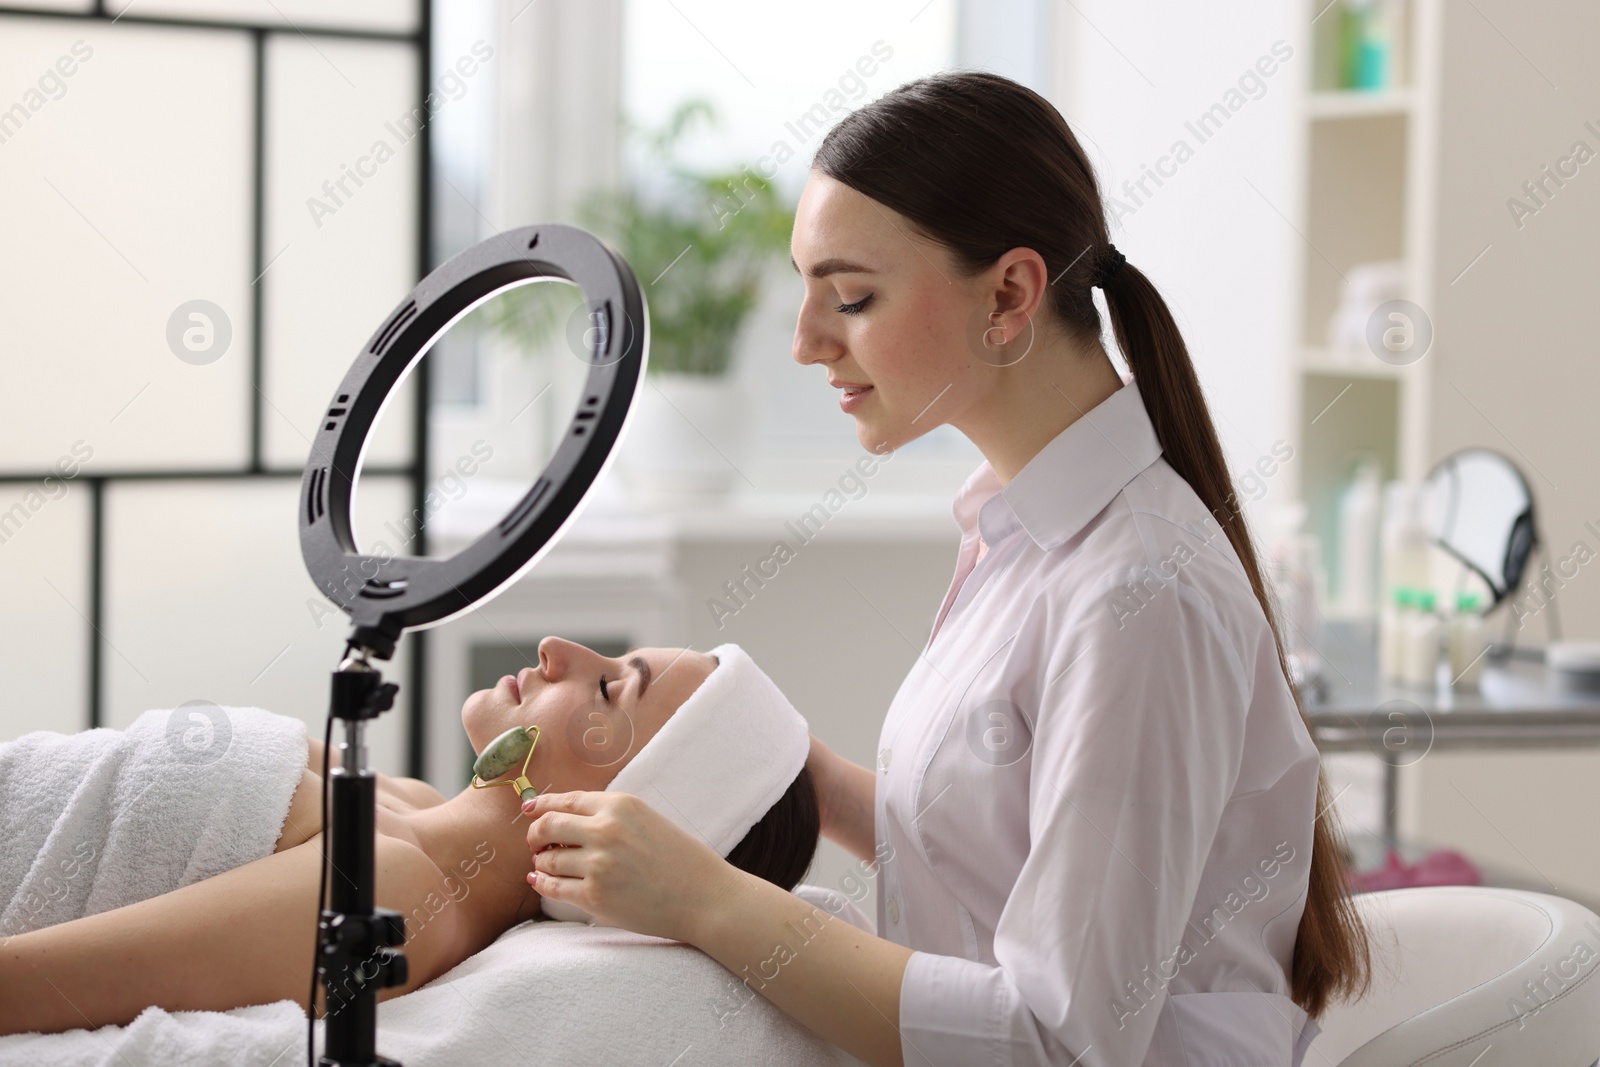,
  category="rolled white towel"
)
[0,704,308,938]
